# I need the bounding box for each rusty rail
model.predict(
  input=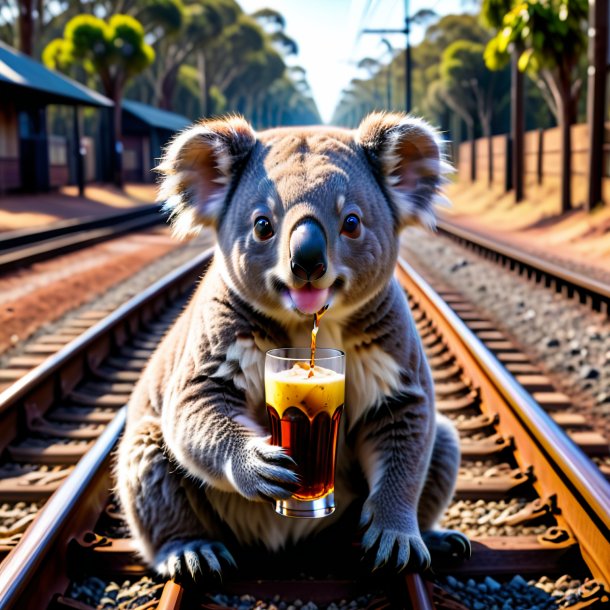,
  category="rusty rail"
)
[396,256,610,587]
[0,249,214,609]
[0,409,126,609]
